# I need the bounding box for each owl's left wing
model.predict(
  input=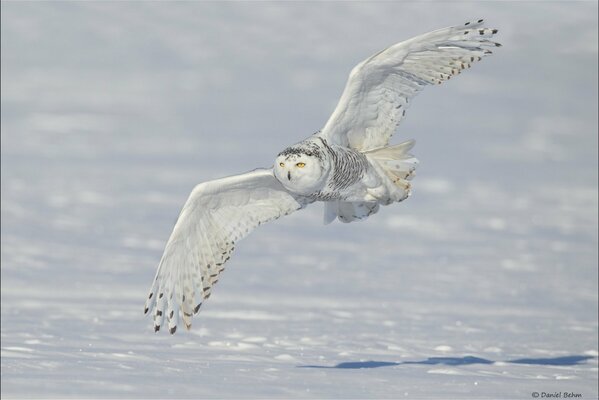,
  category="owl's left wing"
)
[144,168,308,334]
[320,19,500,151]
